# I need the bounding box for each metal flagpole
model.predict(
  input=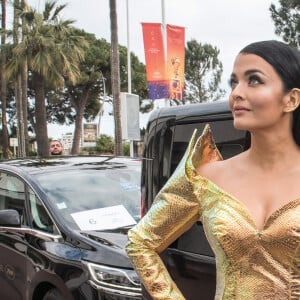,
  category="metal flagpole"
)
[161,0,169,107]
[126,0,135,156]
[126,0,132,94]
[162,0,167,61]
